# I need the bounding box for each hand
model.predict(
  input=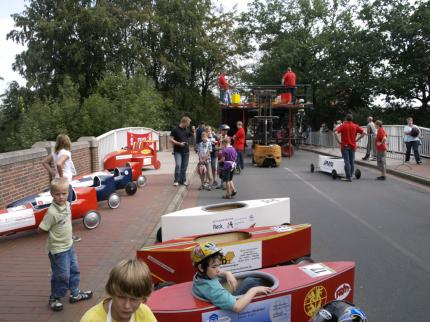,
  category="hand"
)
[180,142,187,147]
[49,169,55,180]
[192,126,196,131]
[252,286,272,295]
[224,271,238,292]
